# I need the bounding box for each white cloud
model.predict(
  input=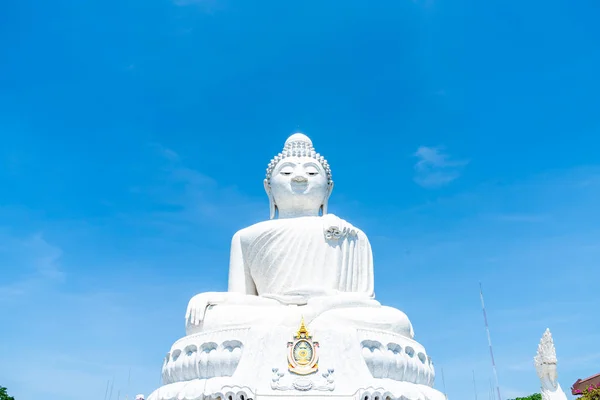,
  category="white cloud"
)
[148,142,180,162]
[413,146,468,188]
[373,165,600,400]
[130,143,265,230]
[0,232,64,300]
[0,287,168,400]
